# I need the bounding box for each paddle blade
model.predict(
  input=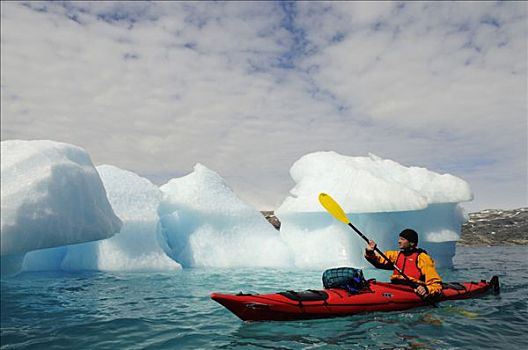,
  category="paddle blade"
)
[318,193,350,224]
